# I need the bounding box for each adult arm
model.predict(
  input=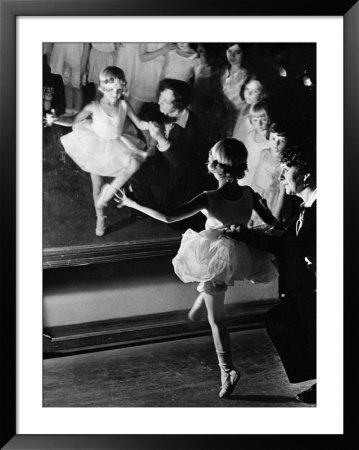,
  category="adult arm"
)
[138,43,176,62]
[80,43,91,75]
